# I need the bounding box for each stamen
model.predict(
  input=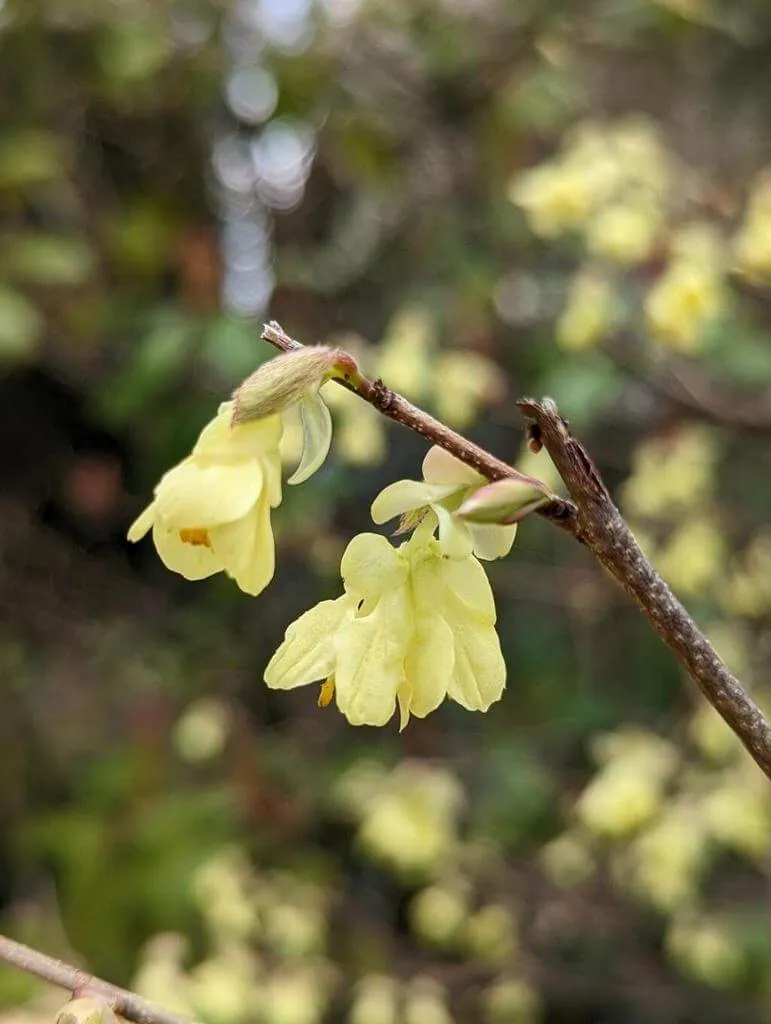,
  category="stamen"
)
[180,528,212,548]
[318,677,335,708]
